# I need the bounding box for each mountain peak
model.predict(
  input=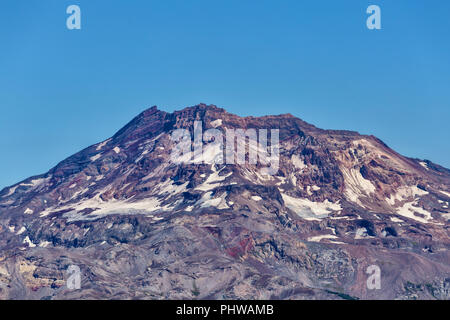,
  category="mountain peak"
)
[0,103,449,300]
